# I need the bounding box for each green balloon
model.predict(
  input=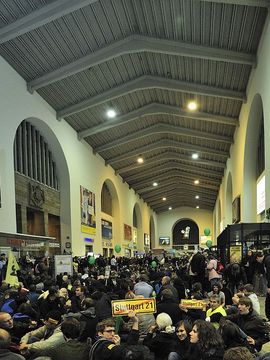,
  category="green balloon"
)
[151,260,157,268]
[204,228,211,236]
[206,240,212,248]
[88,256,95,265]
[115,244,121,253]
